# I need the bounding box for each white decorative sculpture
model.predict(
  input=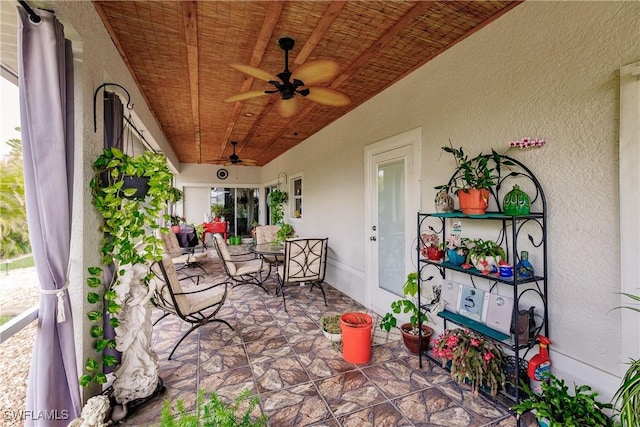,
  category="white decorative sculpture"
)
[67,395,110,427]
[110,263,159,418]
